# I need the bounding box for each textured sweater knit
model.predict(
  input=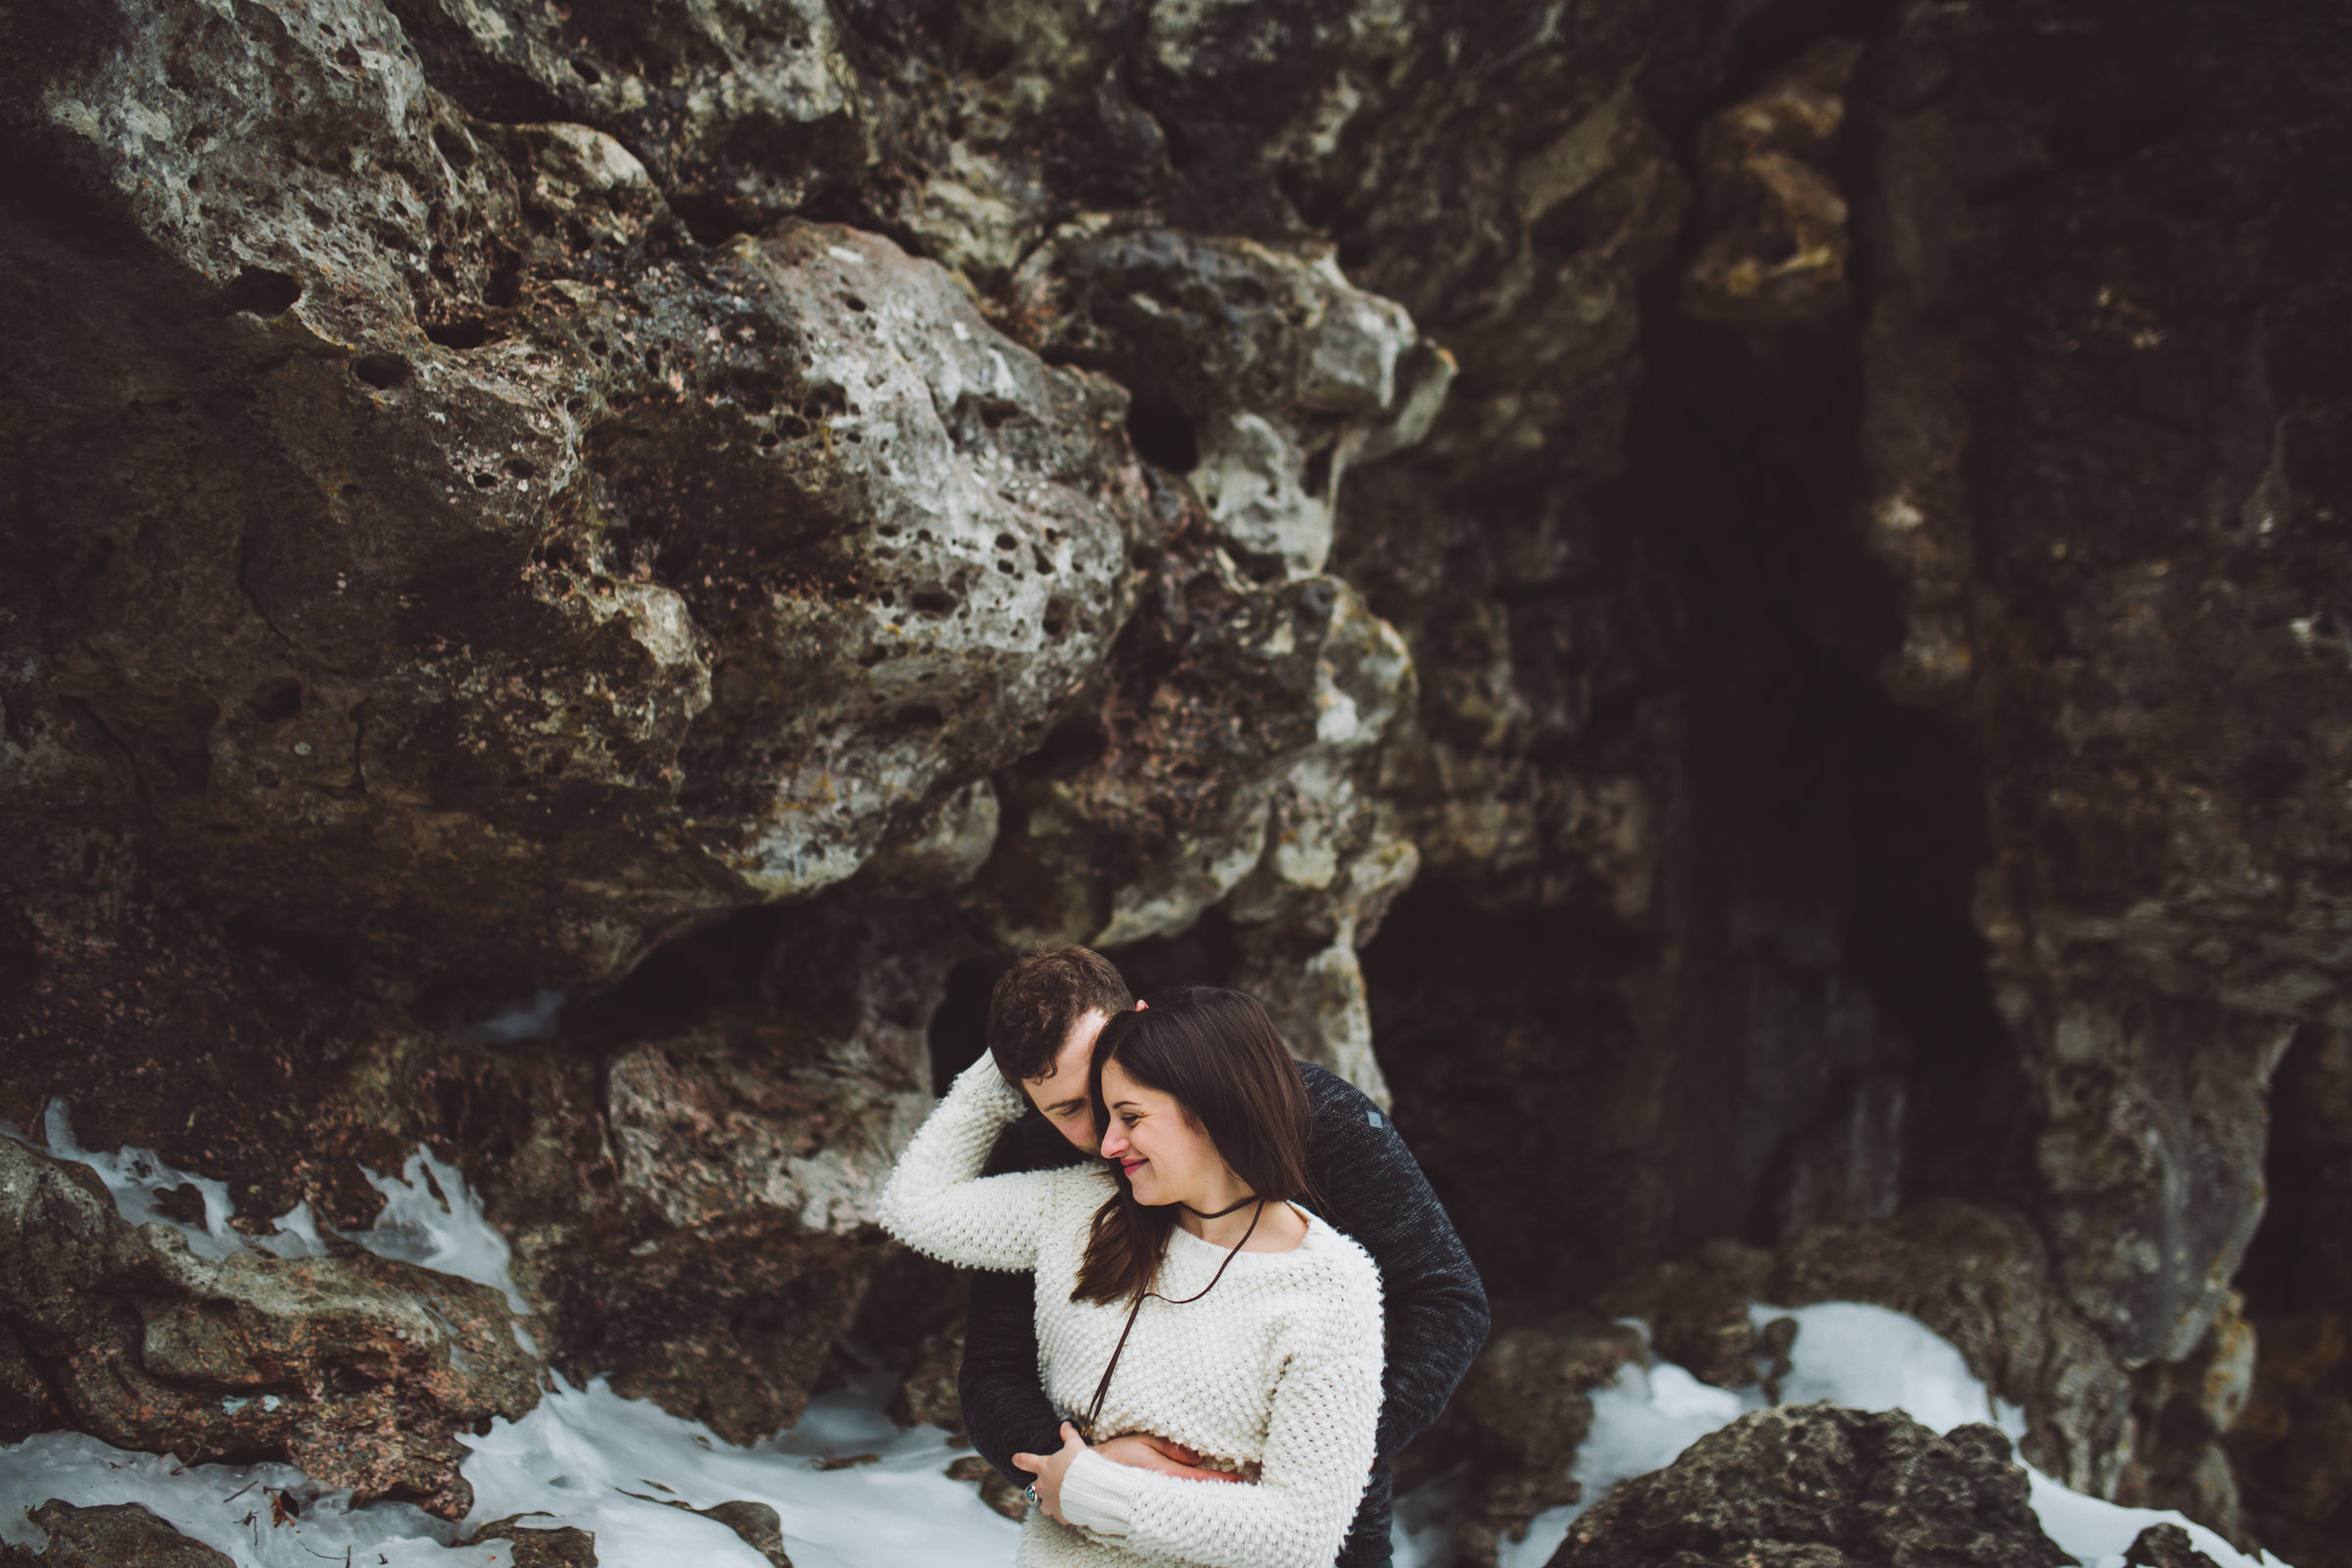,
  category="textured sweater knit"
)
[959,1061,1492,1566]
[877,1058,1386,1568]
